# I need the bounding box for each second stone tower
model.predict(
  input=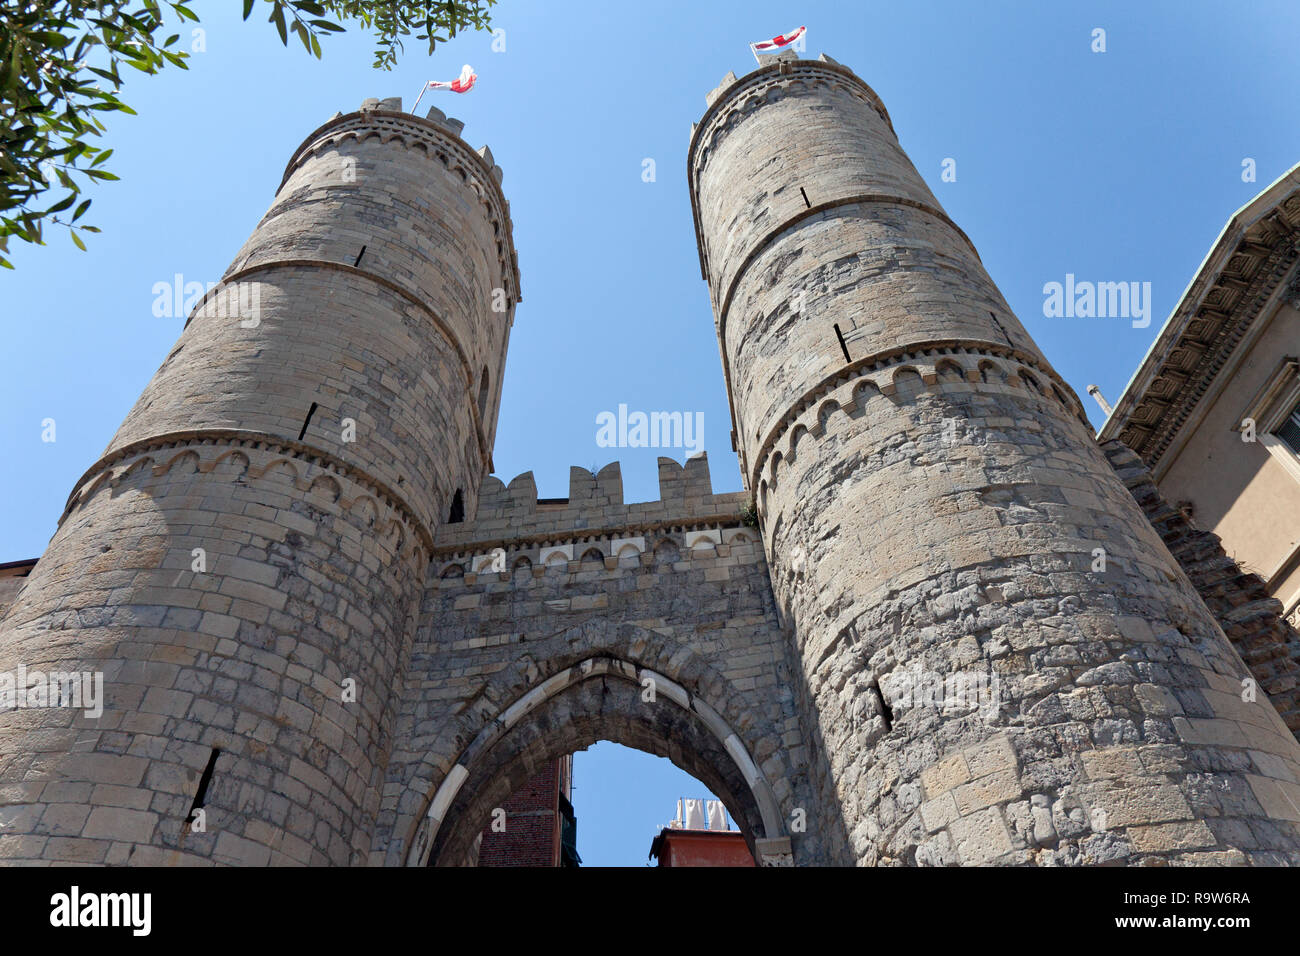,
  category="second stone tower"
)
[689,54,1300,865]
